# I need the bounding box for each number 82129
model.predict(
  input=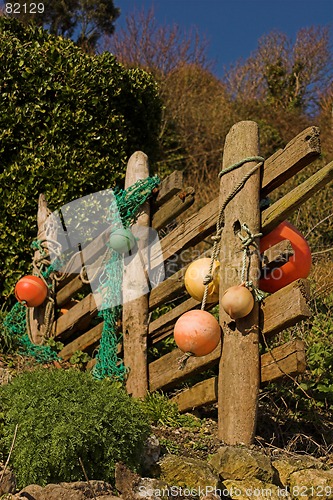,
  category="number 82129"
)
[5,3,45,14]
